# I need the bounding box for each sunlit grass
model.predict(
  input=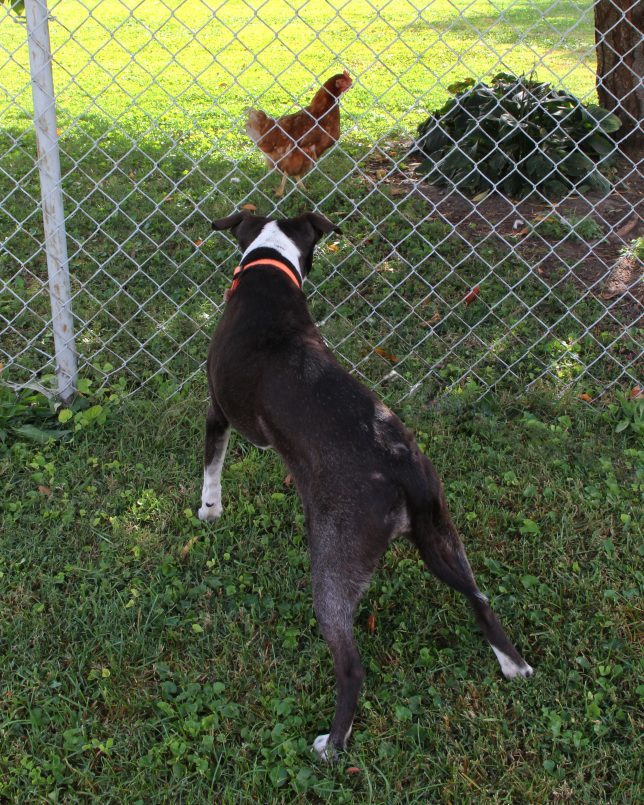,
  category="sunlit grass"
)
[1,0,598,155]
